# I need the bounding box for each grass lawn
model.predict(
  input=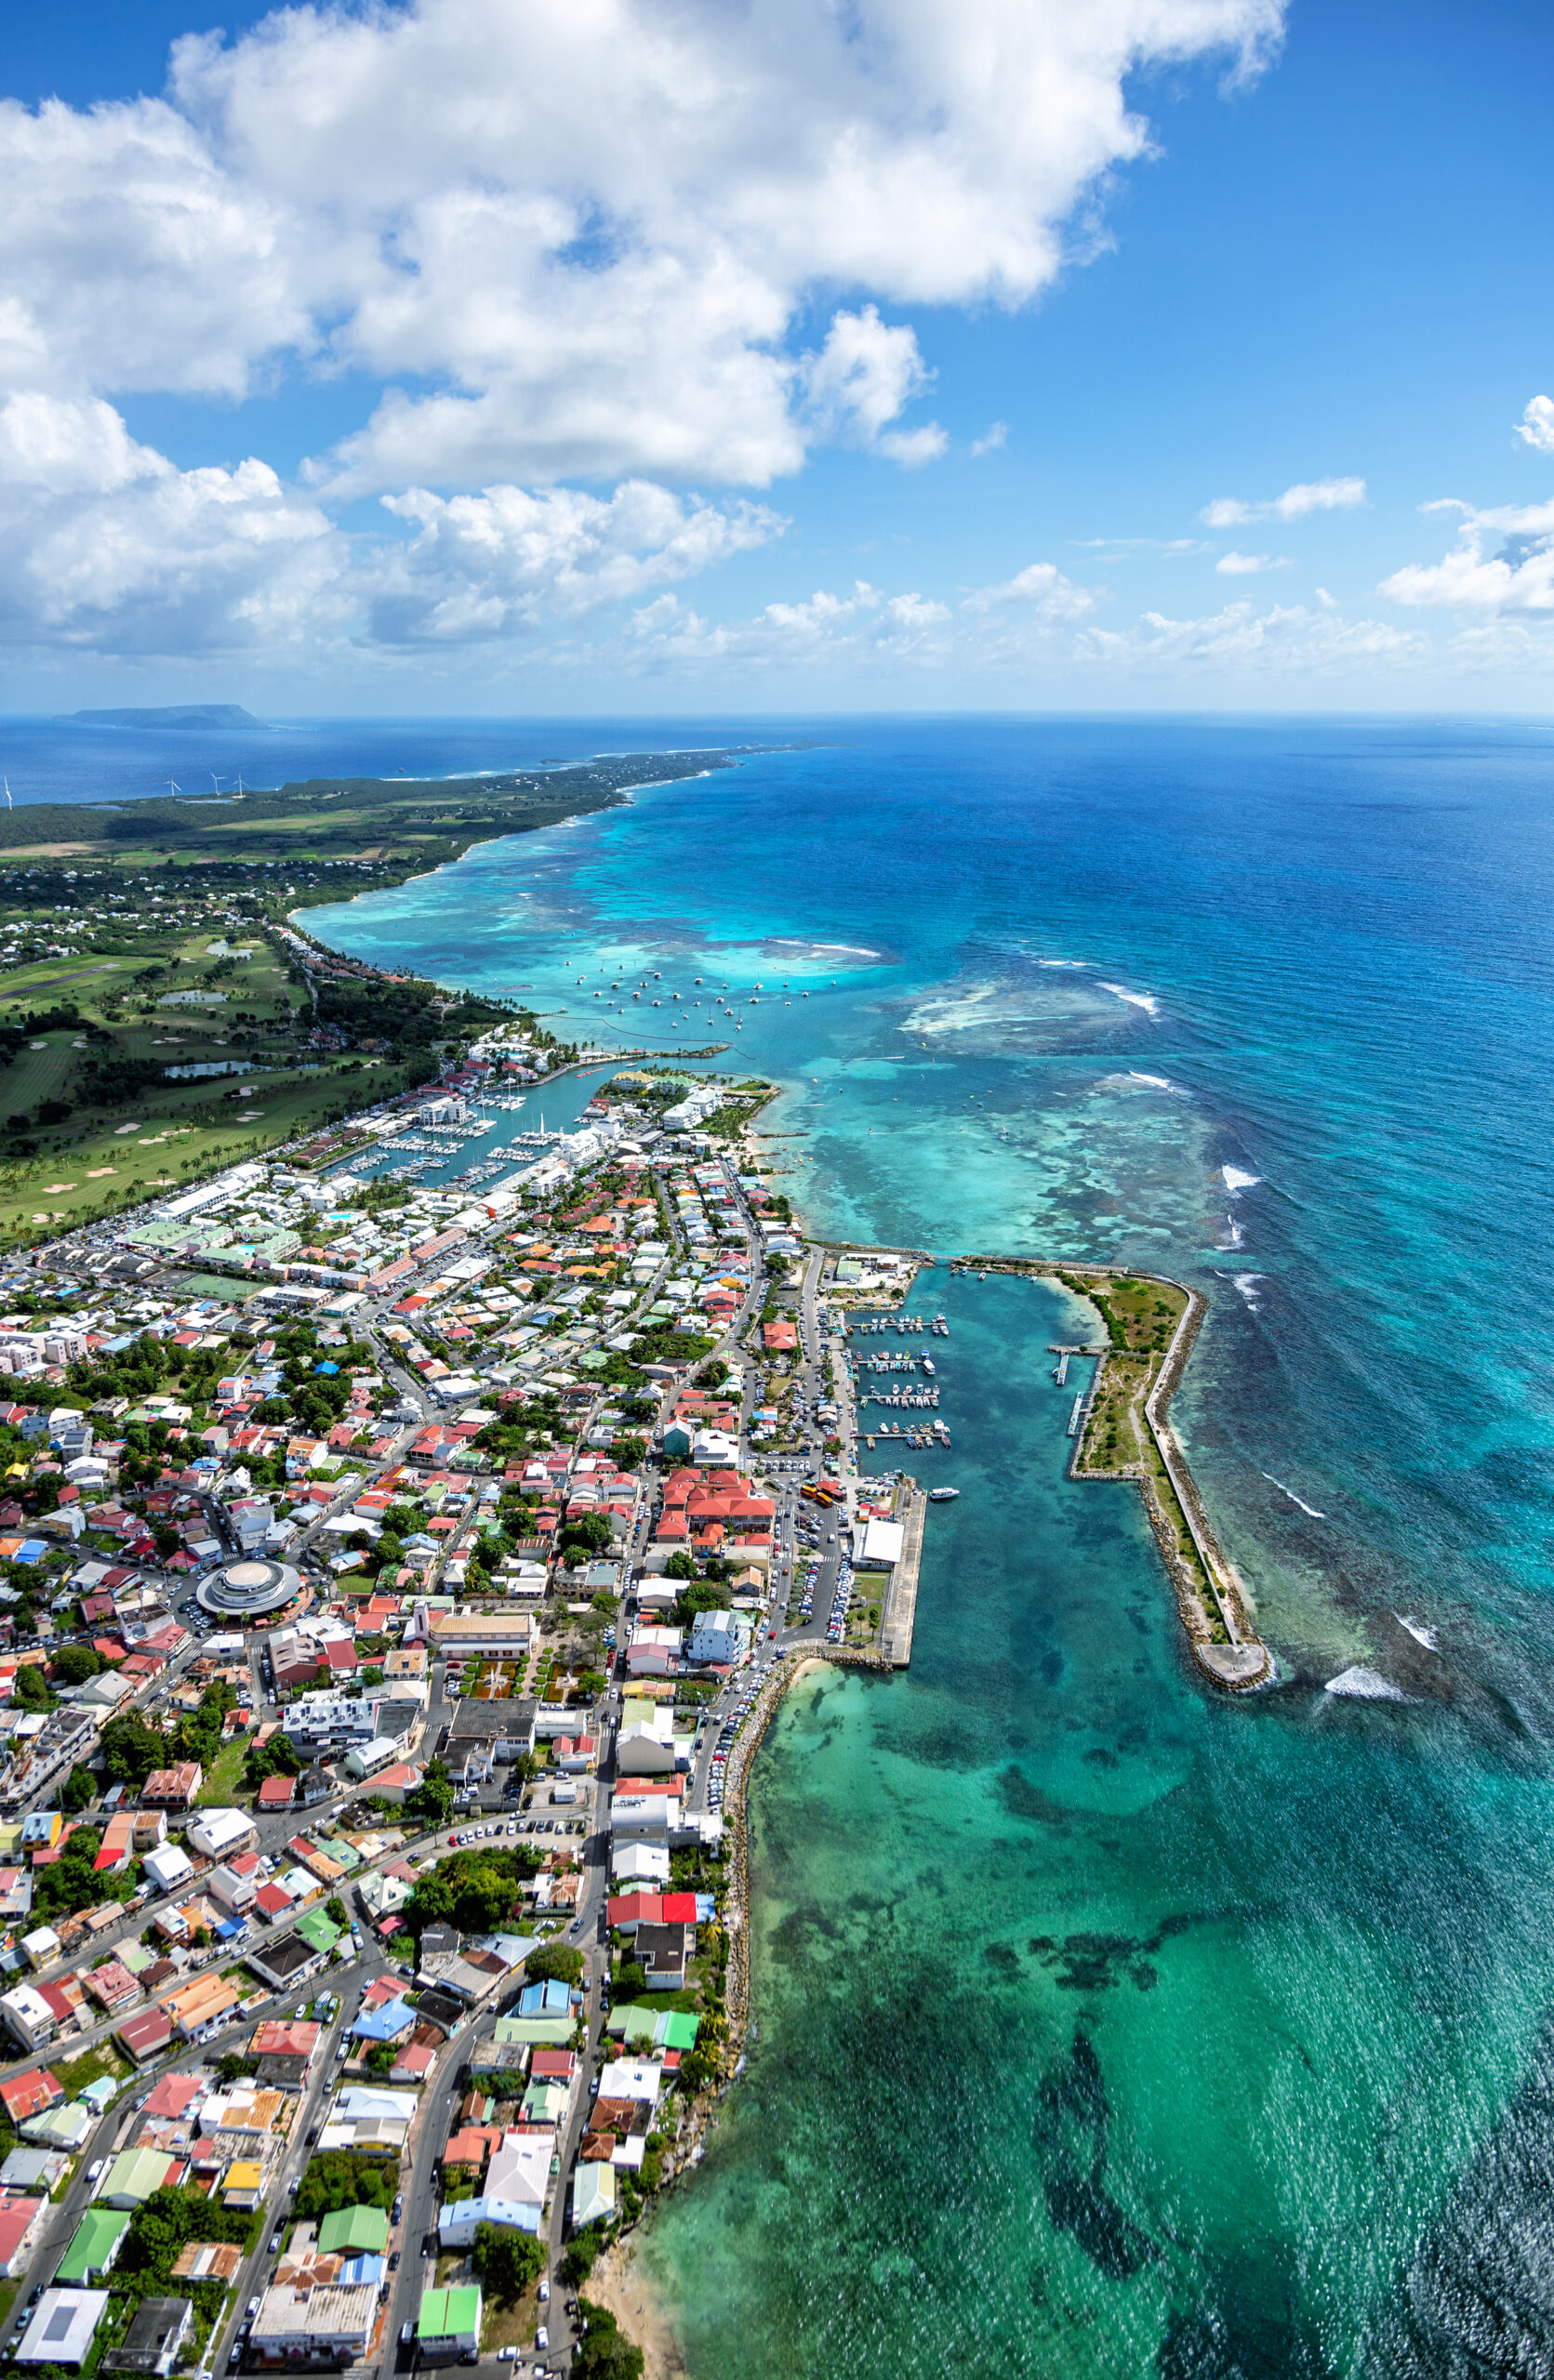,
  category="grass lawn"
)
[0,2280,19,2333]
[479,2286,542,2355]
[49,2043,128,2095]
[198,1738,253,1806]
